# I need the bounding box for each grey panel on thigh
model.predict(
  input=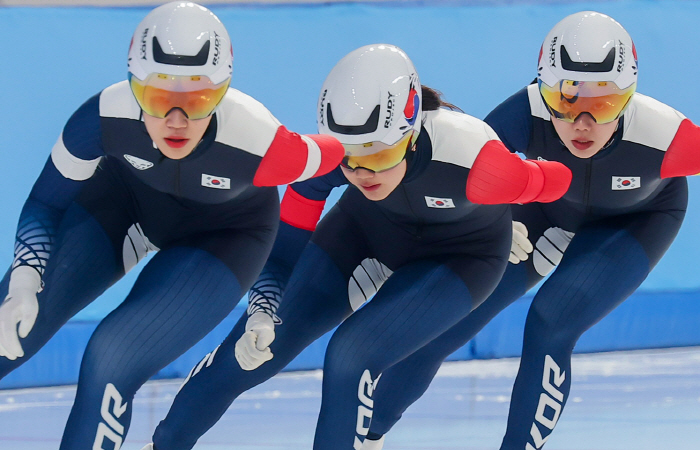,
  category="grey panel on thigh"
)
[122,223,159,273]
[532,226,575,277]
[348,258,392,311]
